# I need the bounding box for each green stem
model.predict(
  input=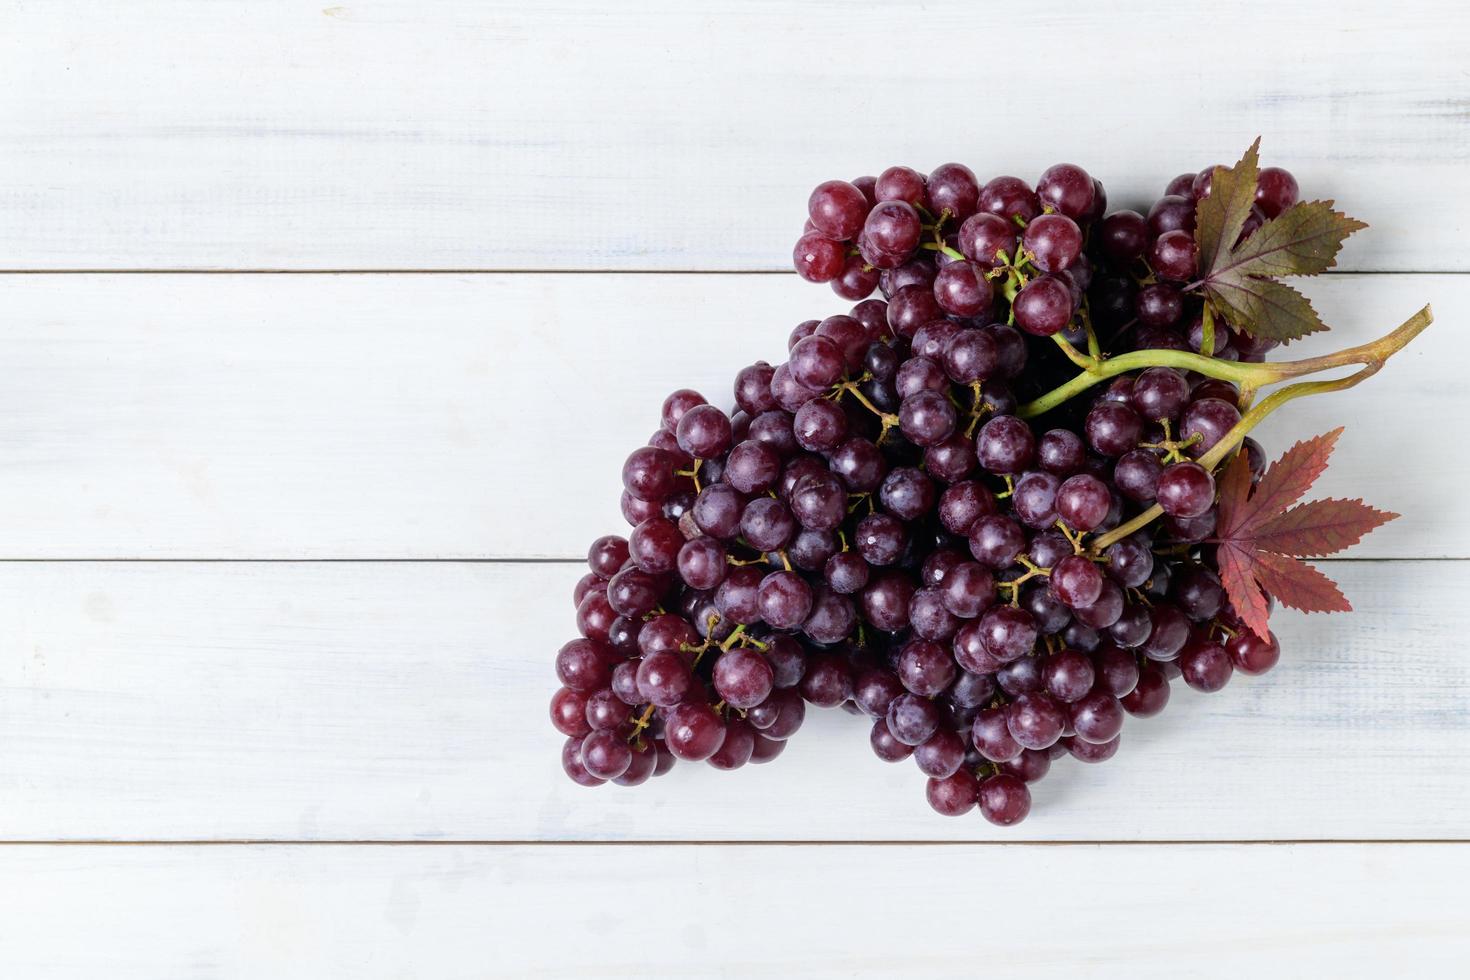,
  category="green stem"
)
[921,241,966,262]
[1018,304,1433,420]
[1051,333,1101,373]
